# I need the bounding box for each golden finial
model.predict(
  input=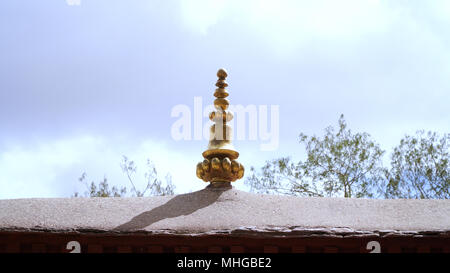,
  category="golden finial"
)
[196,68,244,188]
